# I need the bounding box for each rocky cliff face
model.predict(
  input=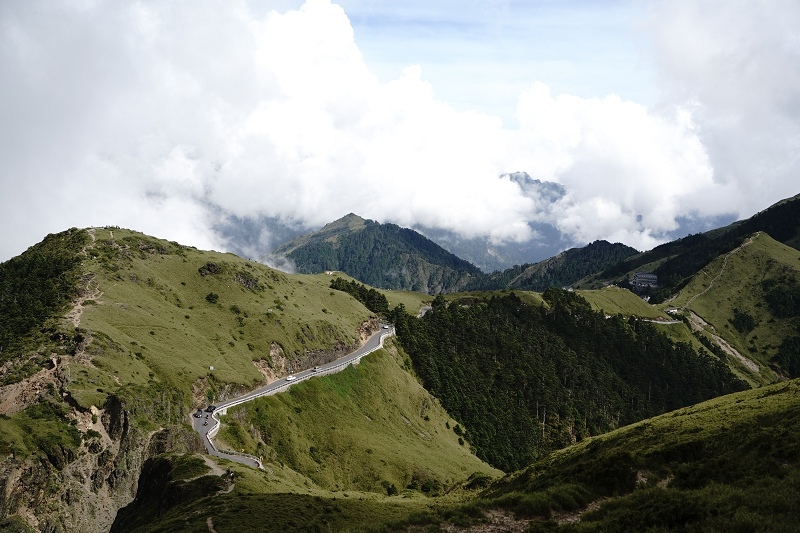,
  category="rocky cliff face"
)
[0,394,203,533]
